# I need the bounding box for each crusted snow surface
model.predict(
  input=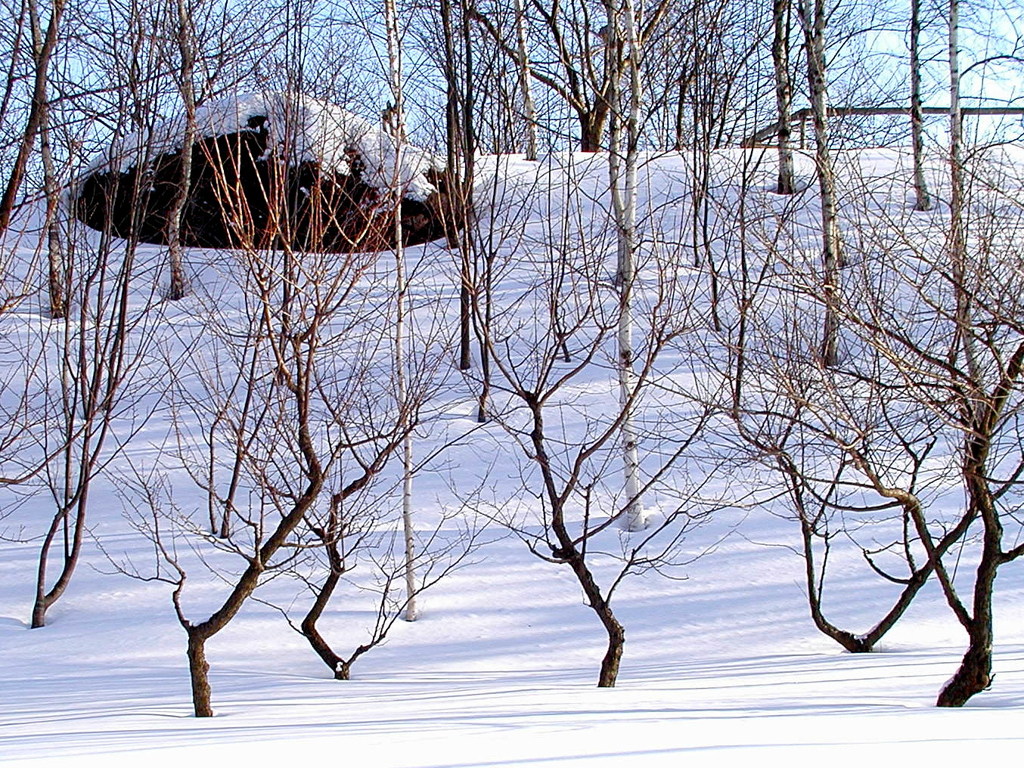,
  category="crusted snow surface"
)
[91,91,441,201]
